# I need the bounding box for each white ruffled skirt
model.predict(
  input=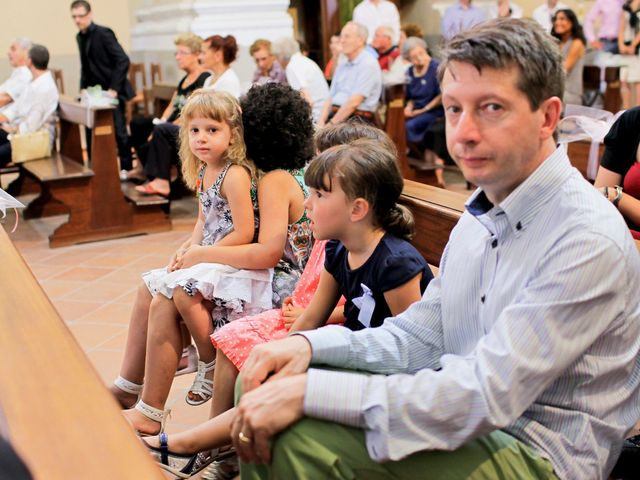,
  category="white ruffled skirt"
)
[142,263,274,321]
